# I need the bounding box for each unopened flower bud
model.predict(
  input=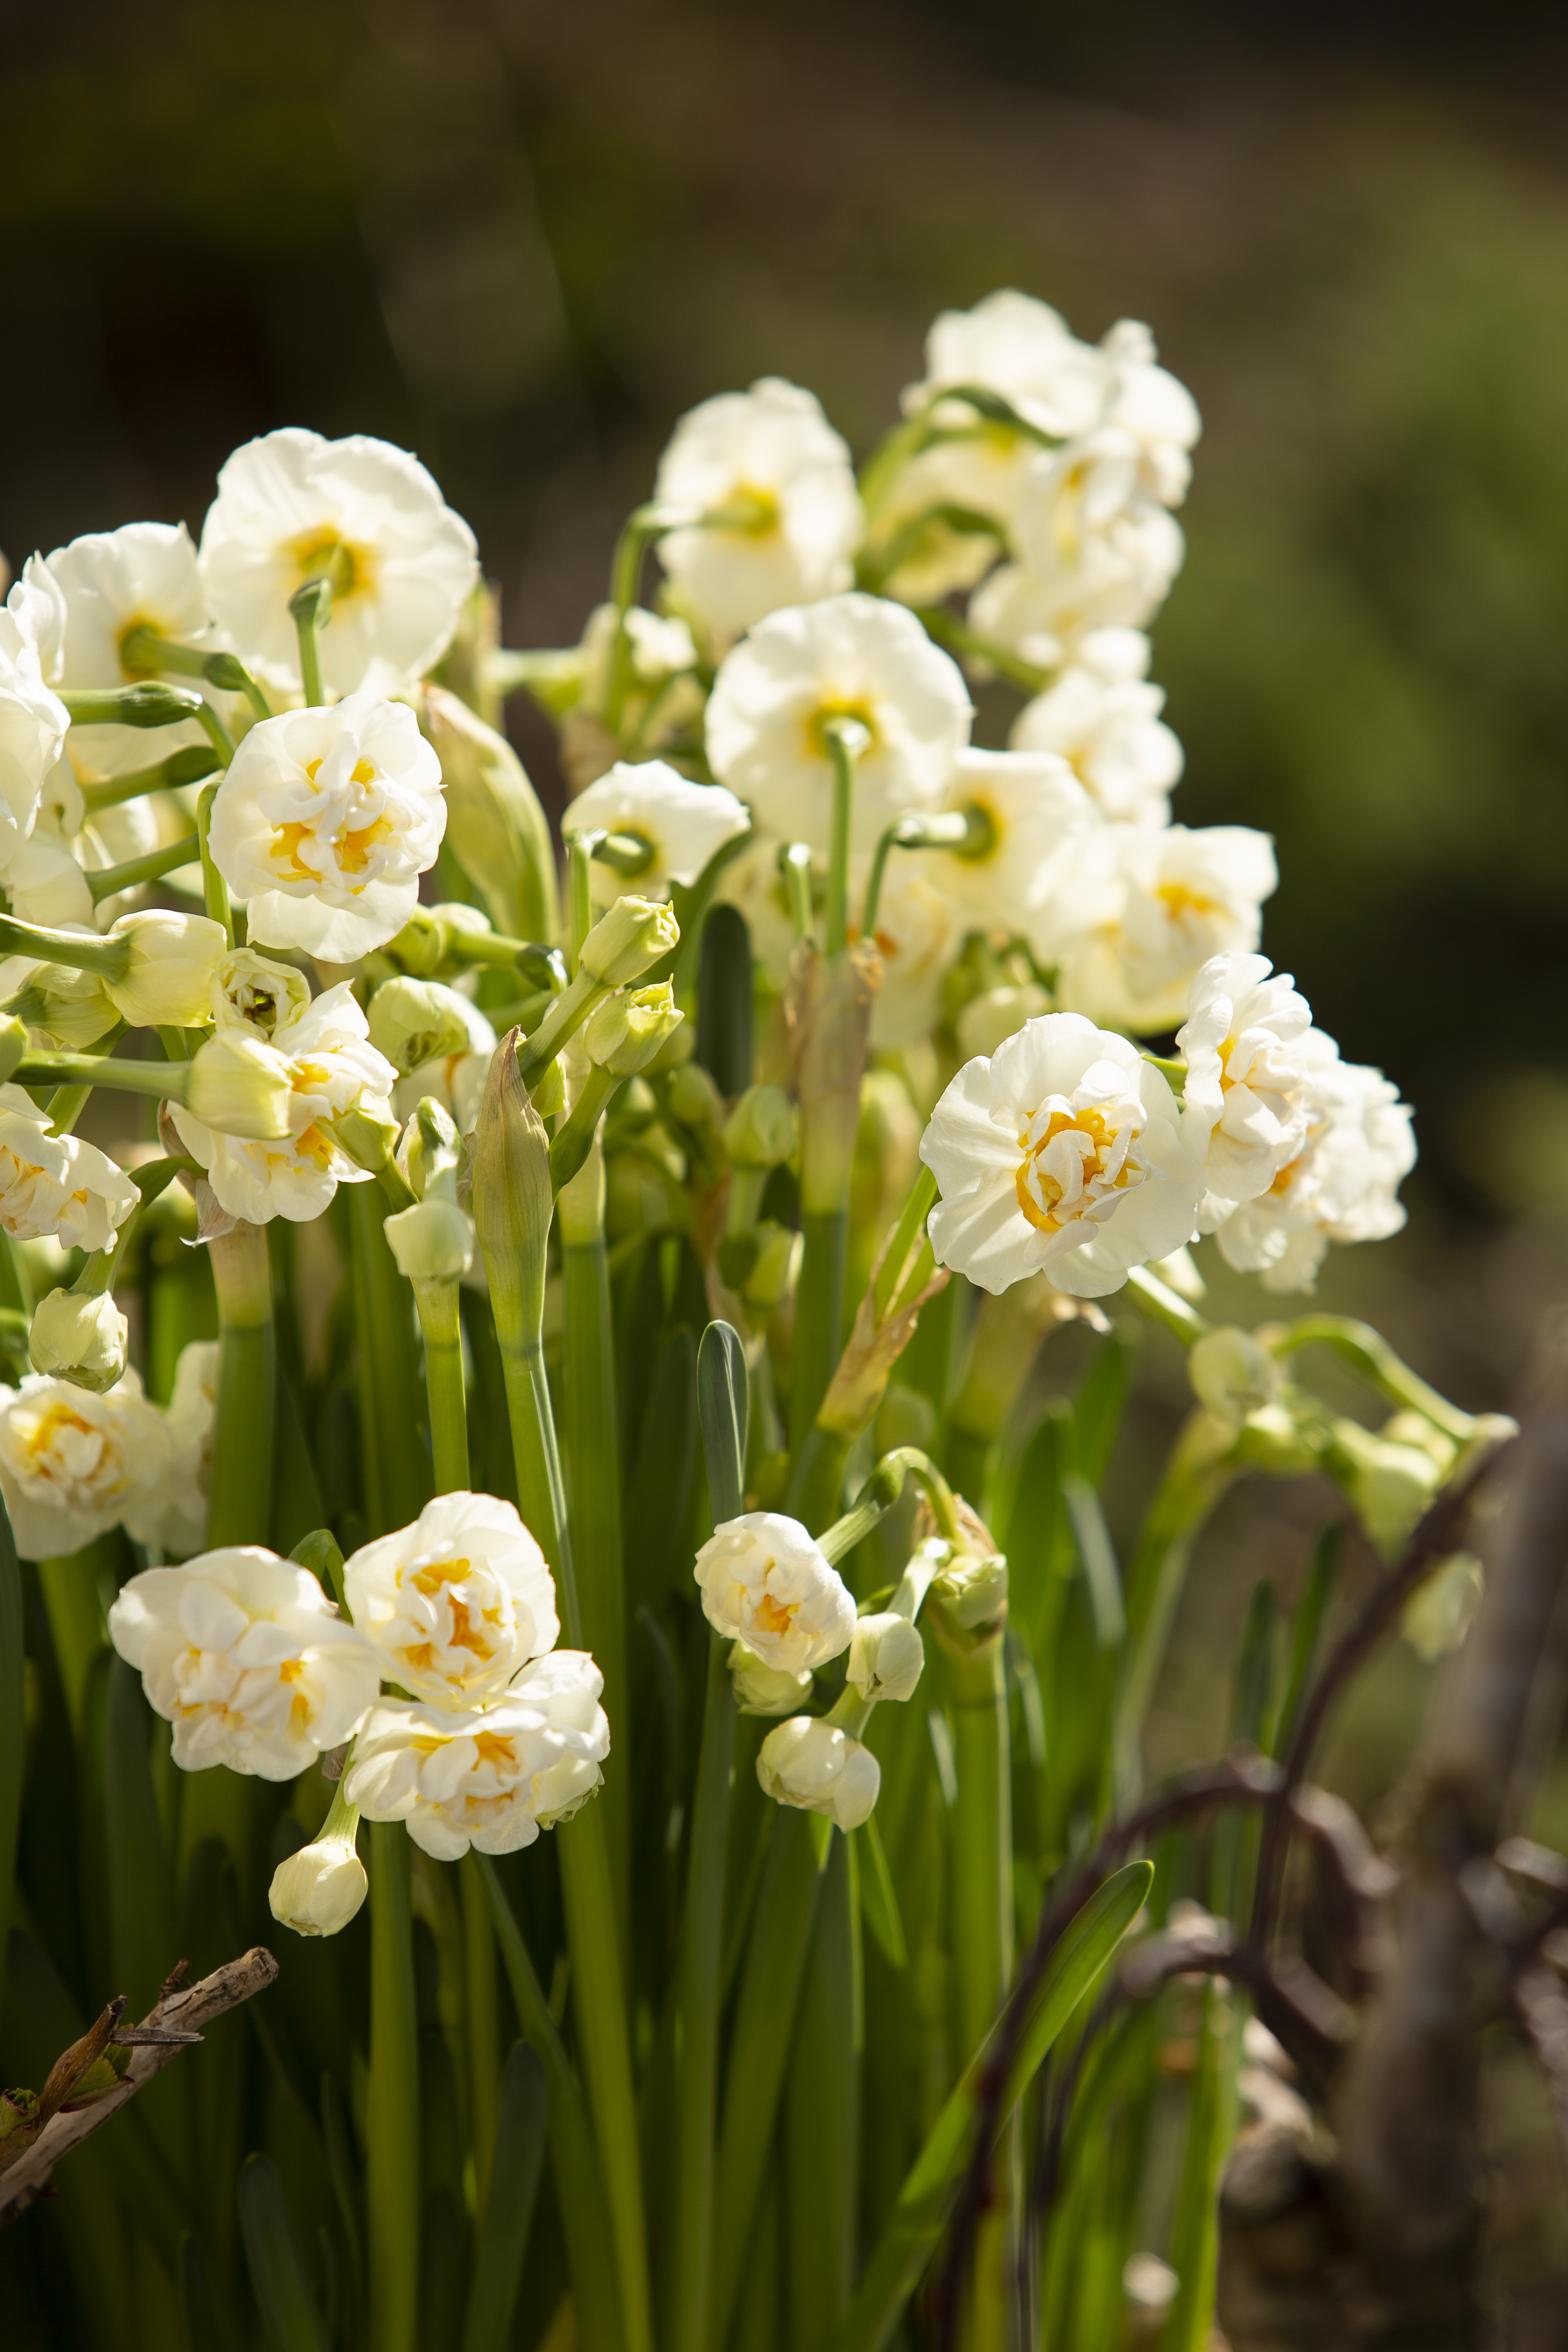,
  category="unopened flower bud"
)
[268,1815,368,1938]
[468,1032,553,1315]
[757,1715,881,1830]
[330,1099,402,1177]
[932,1551,1009,1631]
[723,1084,797,1170]
[1189,1327,1281,1426]
[577,894,679,987]
[0,1014,25,1082]
[740,1220,802,1310]
[846,1610,925,1704]
[397,1097,462,1201]
[1402,1551,1484,1662]
[384,1196,474,1283]
[955,982,1051,1063]
[102,909,228,1027]
[729,1641,815,1716]
[368,976,477,1076]
[383,904,445,976]
[1332,1417,1446,1557]
[583,981,684,1077]
[184,1029,294,1140]
[667,1060,725,1134]
[28,1287,129,1392]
